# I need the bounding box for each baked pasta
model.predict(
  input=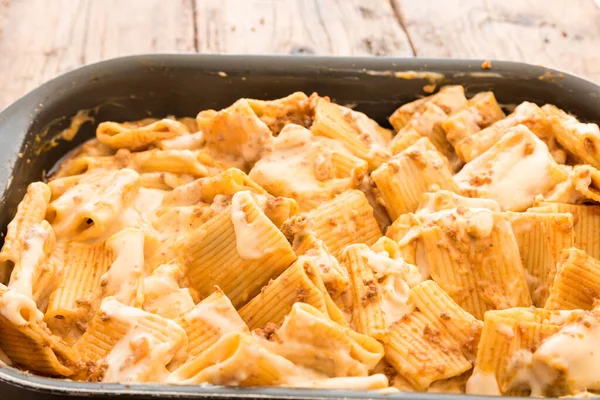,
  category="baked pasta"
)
[1,88,600,397]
